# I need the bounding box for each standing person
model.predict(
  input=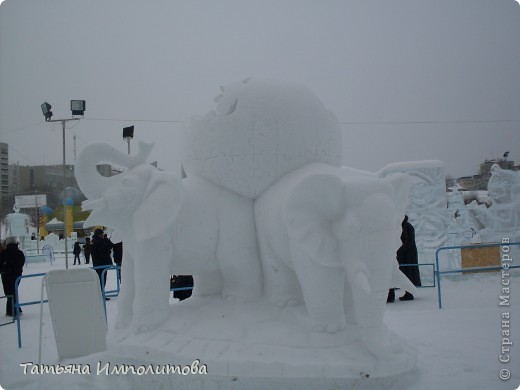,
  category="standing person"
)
[72,241,82,265]
[83,237,92,264]
[91,229,113,300]
[112,241,123,282]
[396,215,421,301]
[0,237,25,317]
